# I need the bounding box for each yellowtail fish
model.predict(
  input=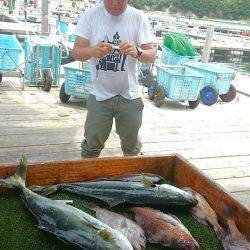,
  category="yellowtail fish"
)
[0,157,133,250]
[30,177,197,208]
